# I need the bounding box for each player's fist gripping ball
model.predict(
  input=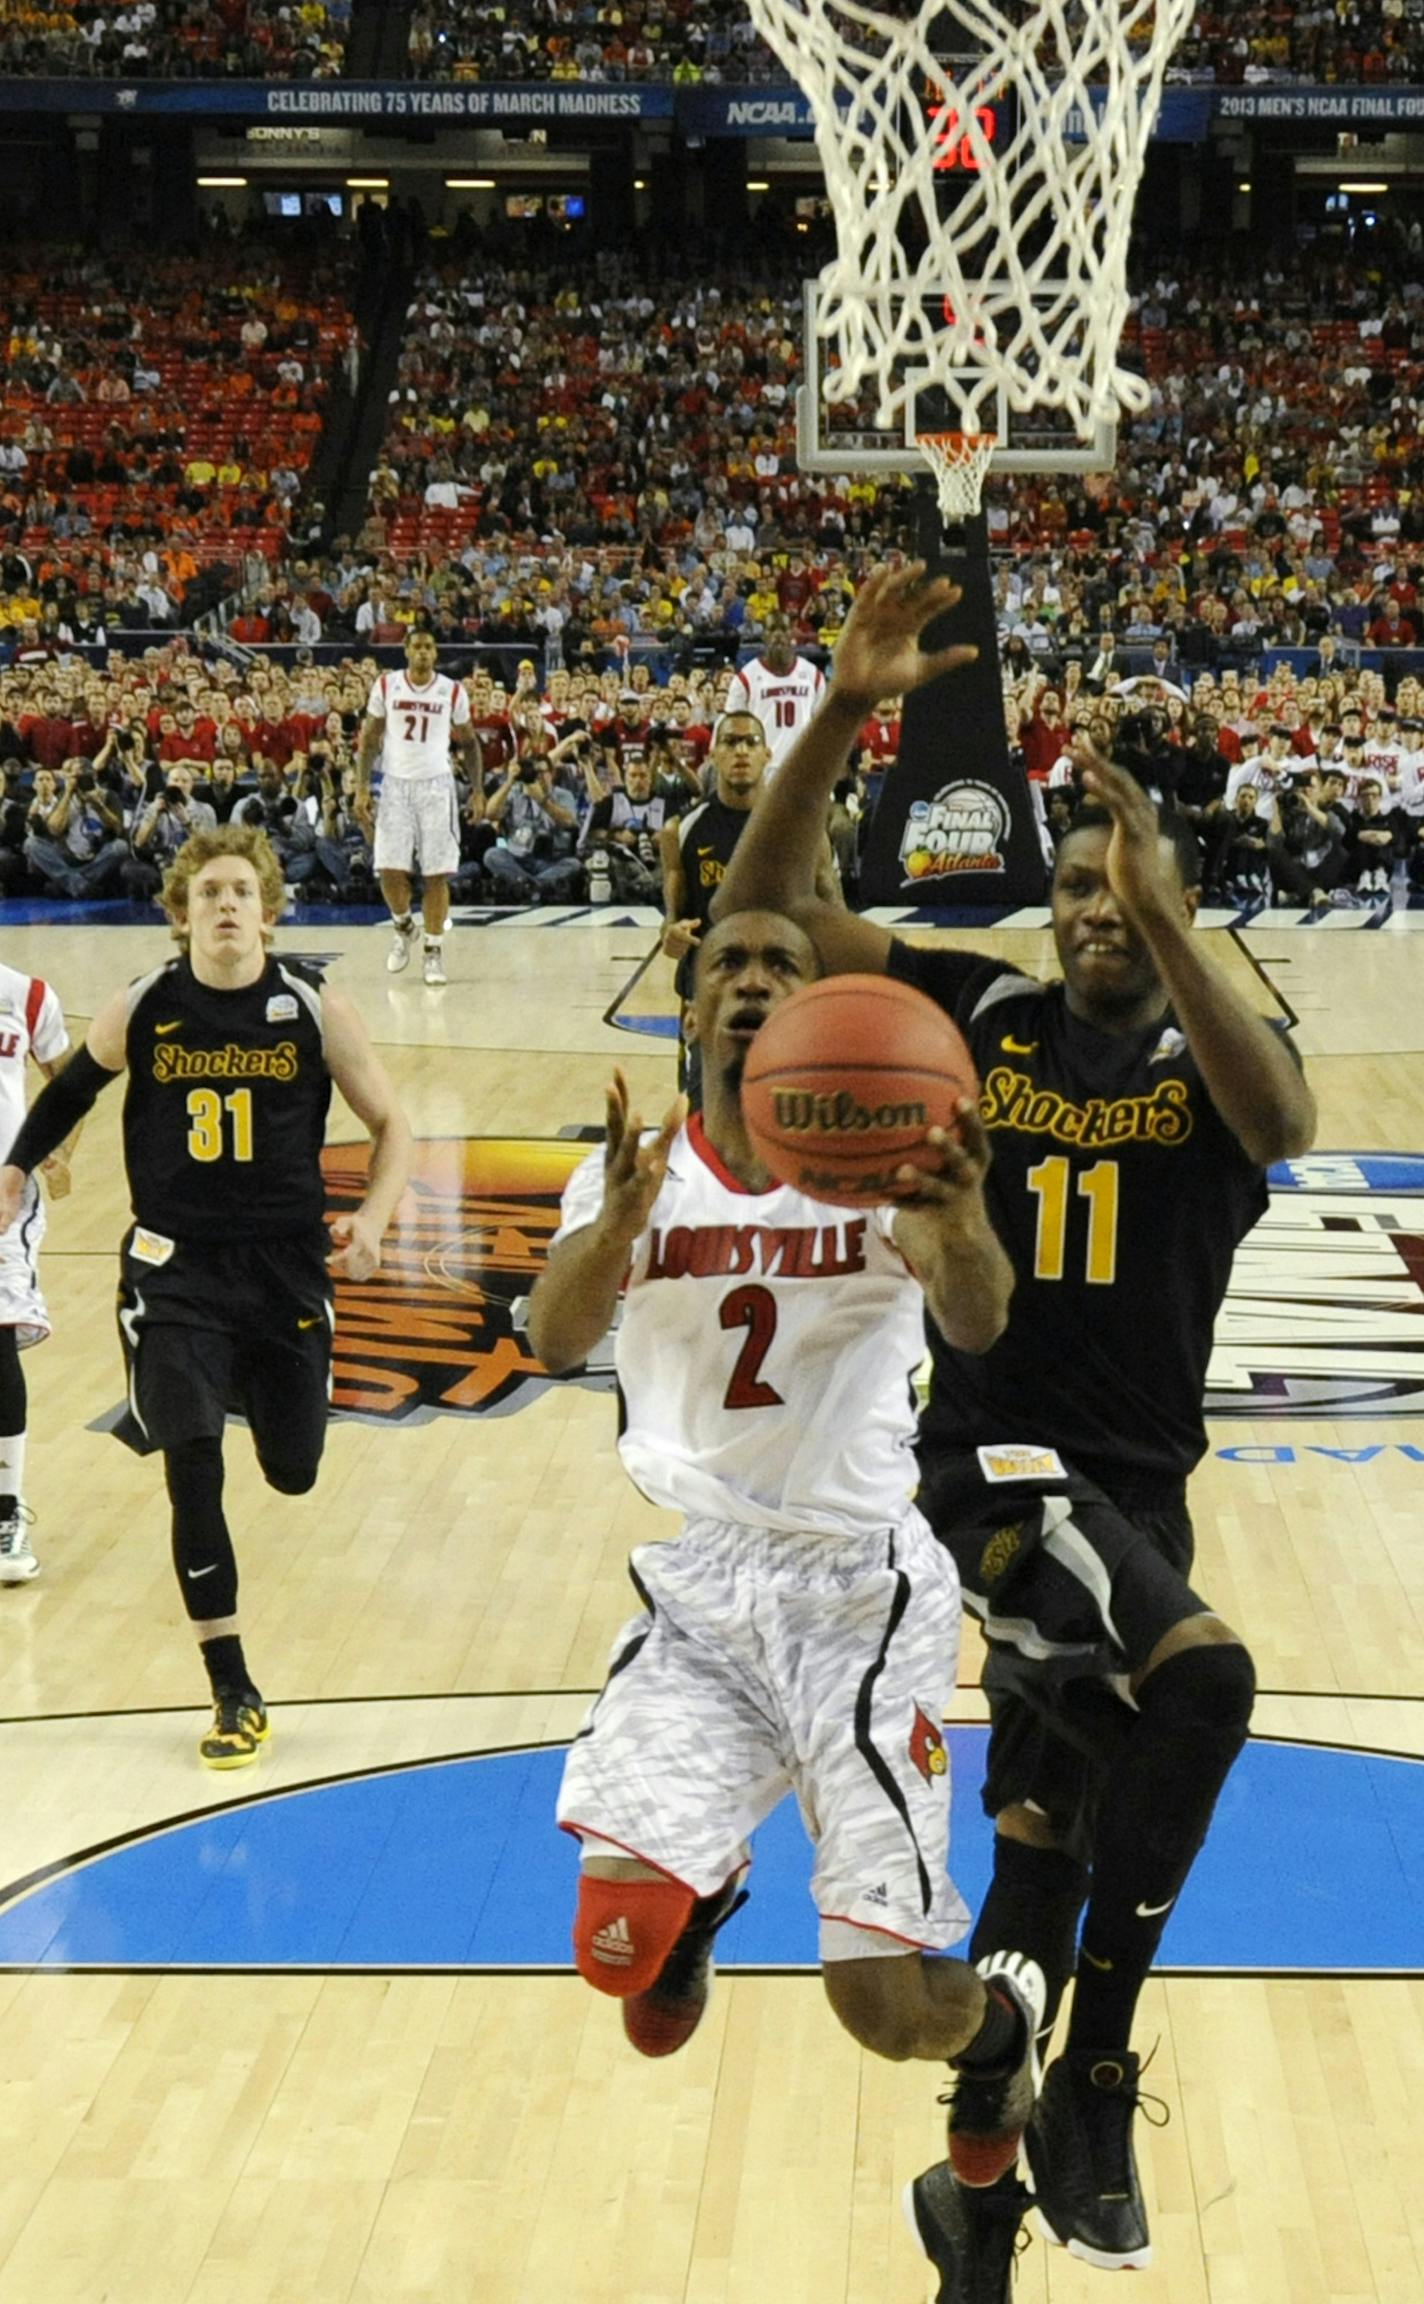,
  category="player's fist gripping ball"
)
[741,974,979,1207]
